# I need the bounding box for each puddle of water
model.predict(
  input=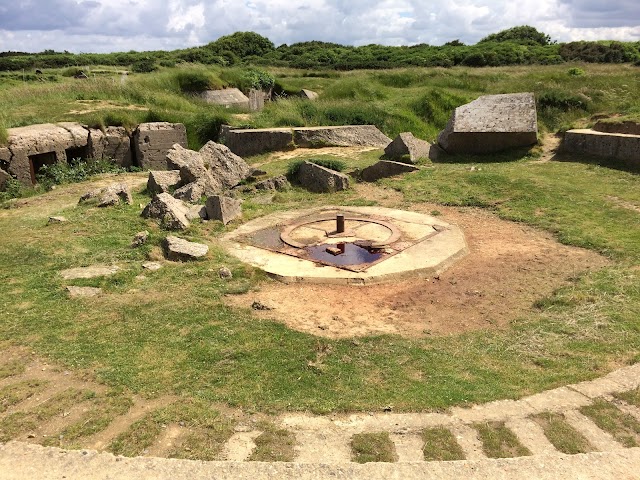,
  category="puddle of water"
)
[305,242,384,266]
